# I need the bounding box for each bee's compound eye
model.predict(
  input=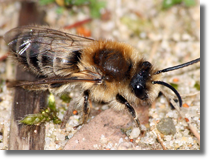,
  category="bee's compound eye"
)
[133,84,146,100]
[130,74,148,100]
